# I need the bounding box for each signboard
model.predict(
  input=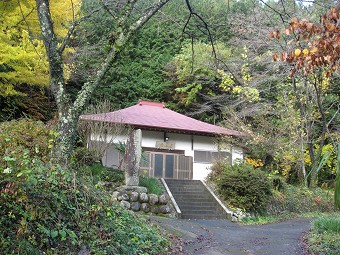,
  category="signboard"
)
[155,141,176,150]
